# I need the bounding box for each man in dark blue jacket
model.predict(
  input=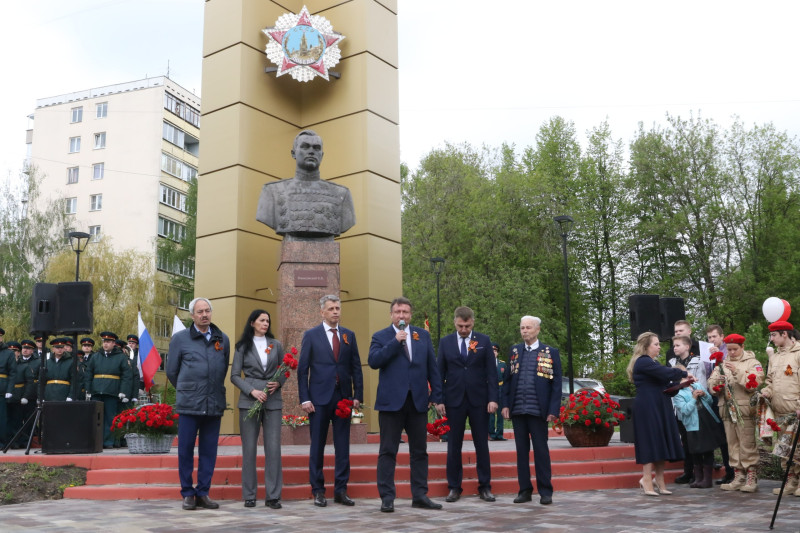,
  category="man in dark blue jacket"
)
[298,294,364,507]
[436,306,498,503]
[501,315,561,506]
[368,297,443,513]
[167,297,230,511]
